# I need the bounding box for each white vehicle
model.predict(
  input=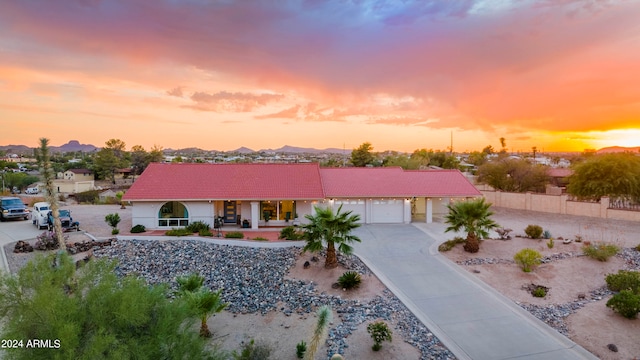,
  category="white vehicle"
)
[31,202,51,229]
[25,187,39,194]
